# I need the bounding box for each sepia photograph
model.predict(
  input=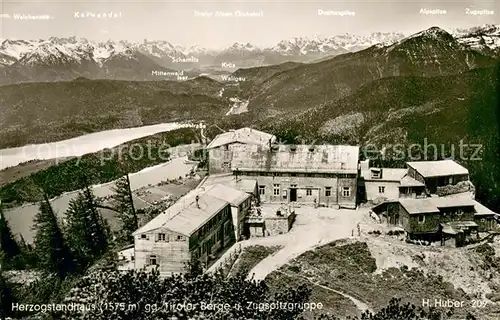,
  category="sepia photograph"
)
[0,0,499,319]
